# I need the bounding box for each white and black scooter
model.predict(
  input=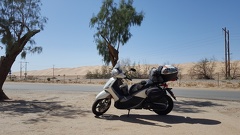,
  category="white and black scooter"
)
[92,61,178,116]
